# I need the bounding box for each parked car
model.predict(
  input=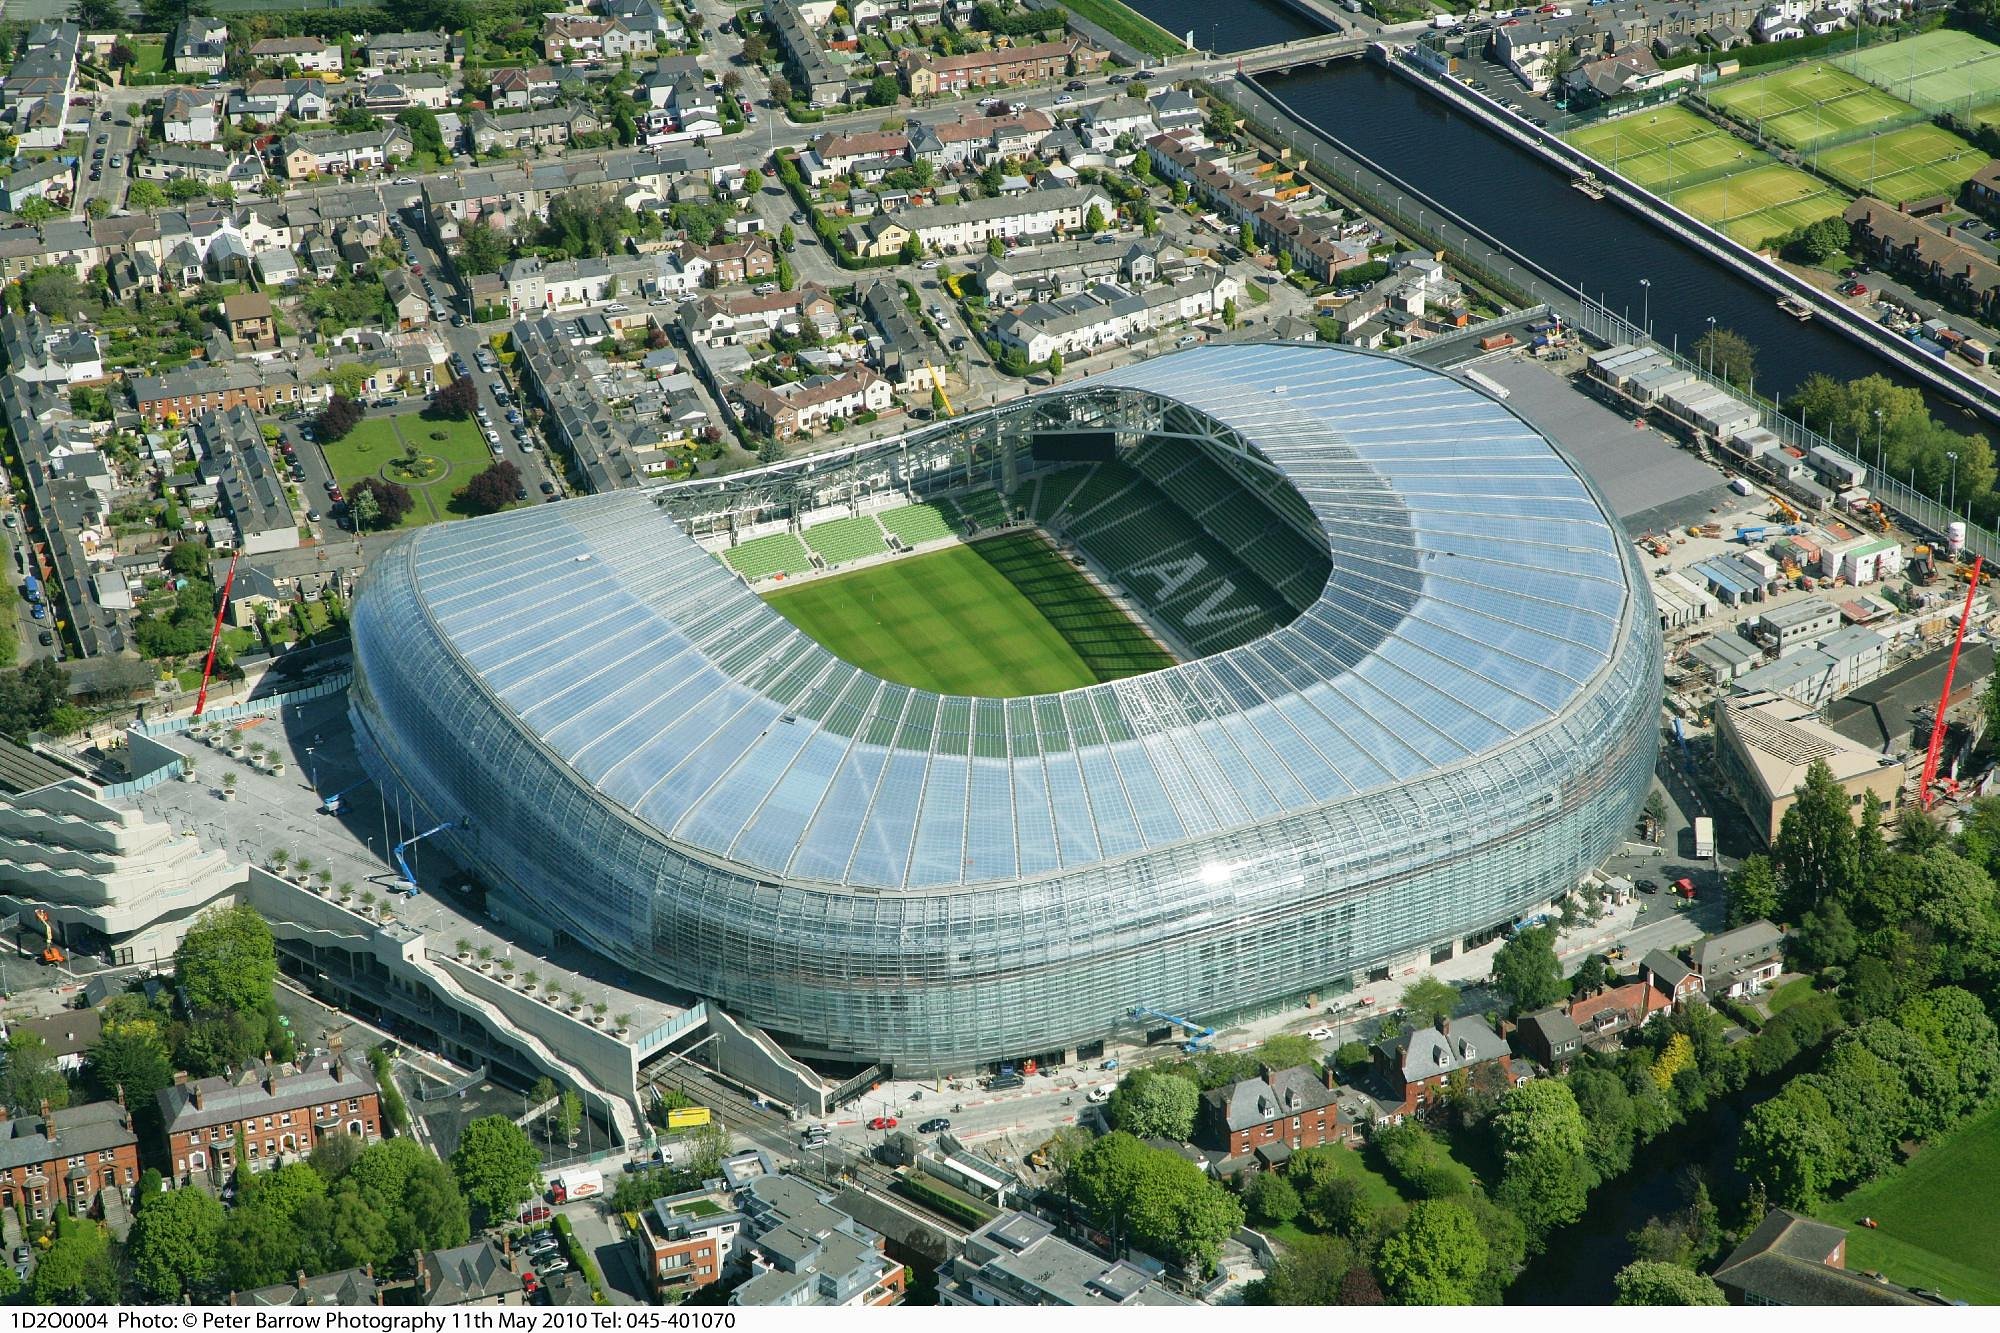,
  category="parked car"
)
[867,1115,898,1130]
[540,481,557,496]
[1065,79,1085,91]
[1054,93,1073,105]
[917,1117,950,1133]
[519,1205,551,1225]
[1306,1025,1335,1040]
[1087,1085,1113,1103]
[36,630,52,647]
